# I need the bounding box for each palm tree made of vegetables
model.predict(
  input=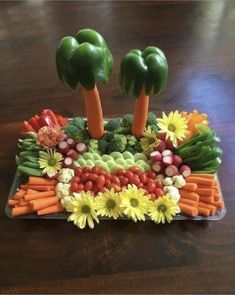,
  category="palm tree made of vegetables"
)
[119,47,168,138]
[56,28,114,139]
